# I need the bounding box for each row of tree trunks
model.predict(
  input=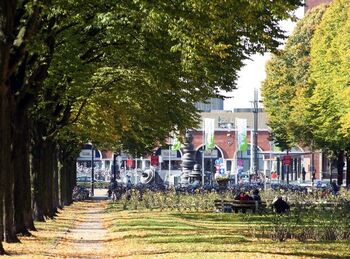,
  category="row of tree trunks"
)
[0,1,77,253]
[32,125,63,221]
